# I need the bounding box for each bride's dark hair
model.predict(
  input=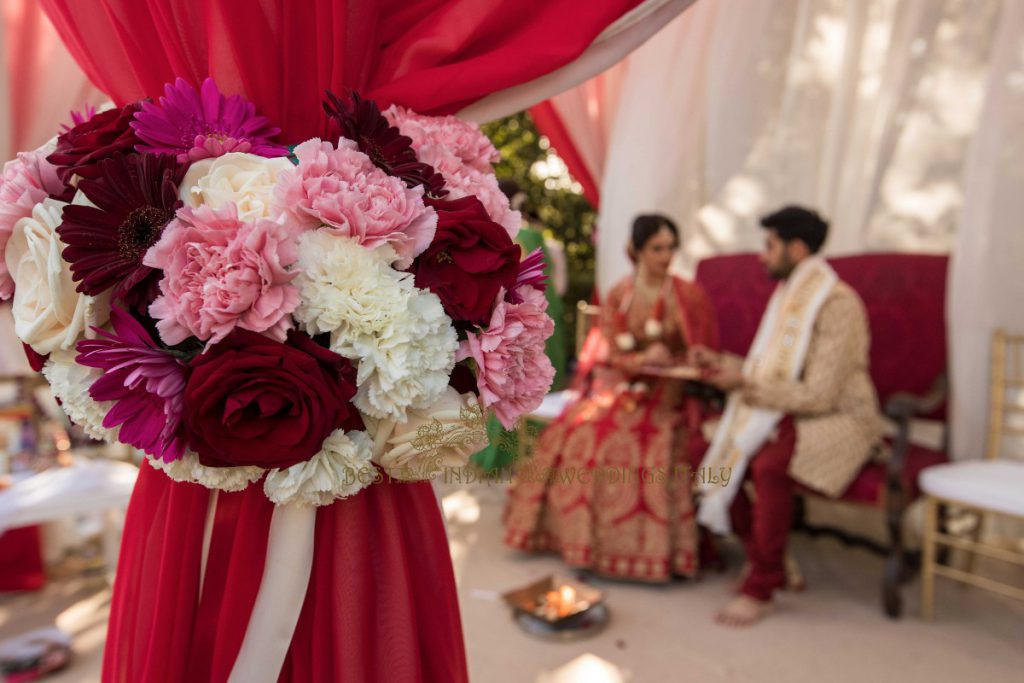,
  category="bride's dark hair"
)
[629,214,679,261]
